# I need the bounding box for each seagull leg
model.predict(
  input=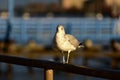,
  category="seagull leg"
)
[62,51,65,64]
[66,50,71,63]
